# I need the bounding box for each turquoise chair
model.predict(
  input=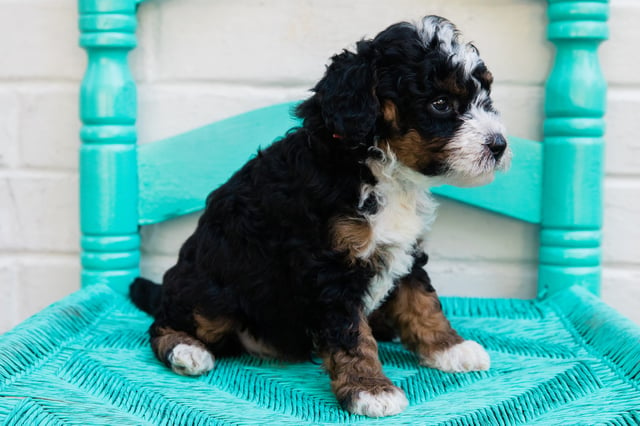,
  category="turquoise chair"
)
[2,0,639,424]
